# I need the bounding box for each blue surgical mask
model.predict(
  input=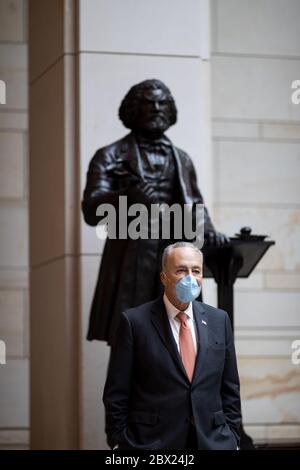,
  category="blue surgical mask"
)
[175,274,201,303]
